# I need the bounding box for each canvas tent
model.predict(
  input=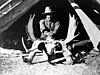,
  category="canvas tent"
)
[0,0,100,50]
[0,0,40,33]
[0,0,100,34]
